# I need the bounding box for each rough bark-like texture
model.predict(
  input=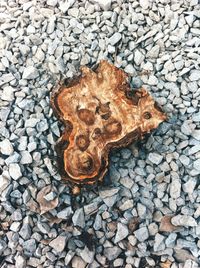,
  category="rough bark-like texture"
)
[51,60,166,189]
